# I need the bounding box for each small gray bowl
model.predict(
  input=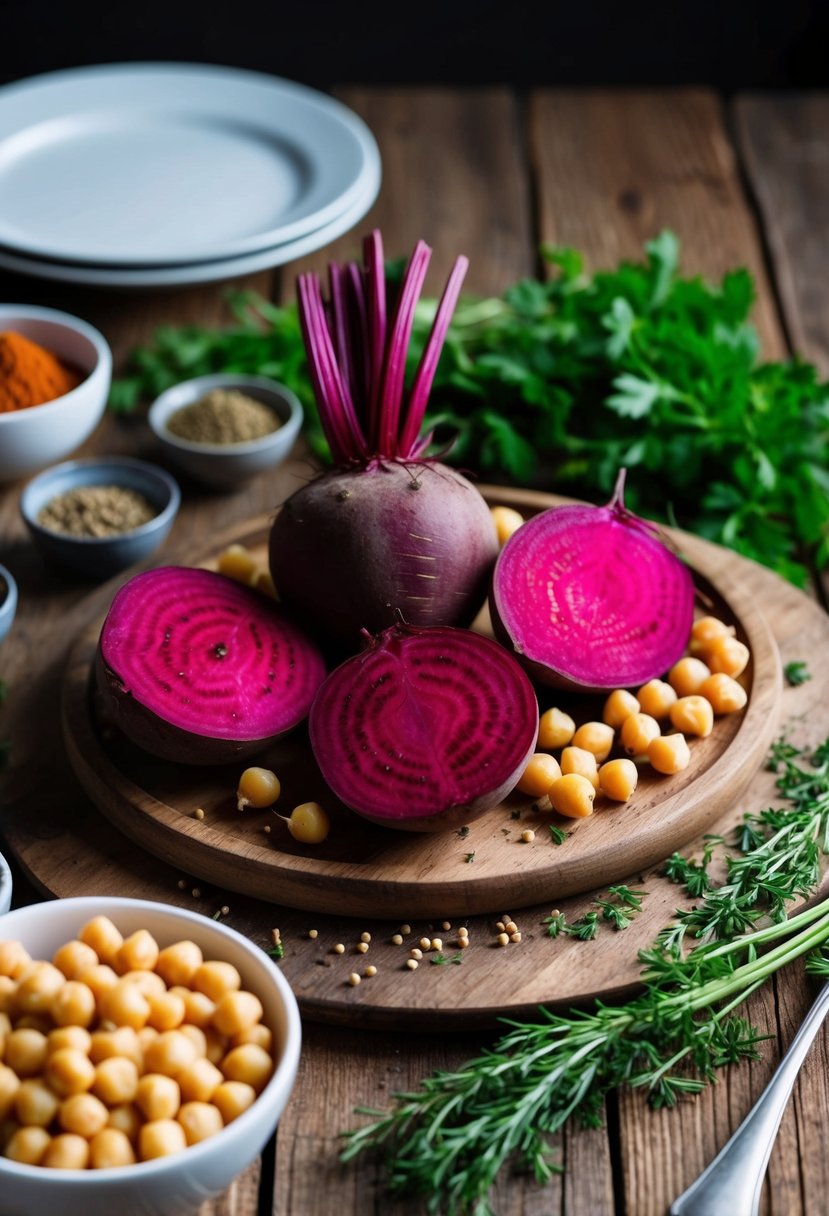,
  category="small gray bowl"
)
[148,373,303,489]
[20,456,181,581]
[0,563,17,643]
